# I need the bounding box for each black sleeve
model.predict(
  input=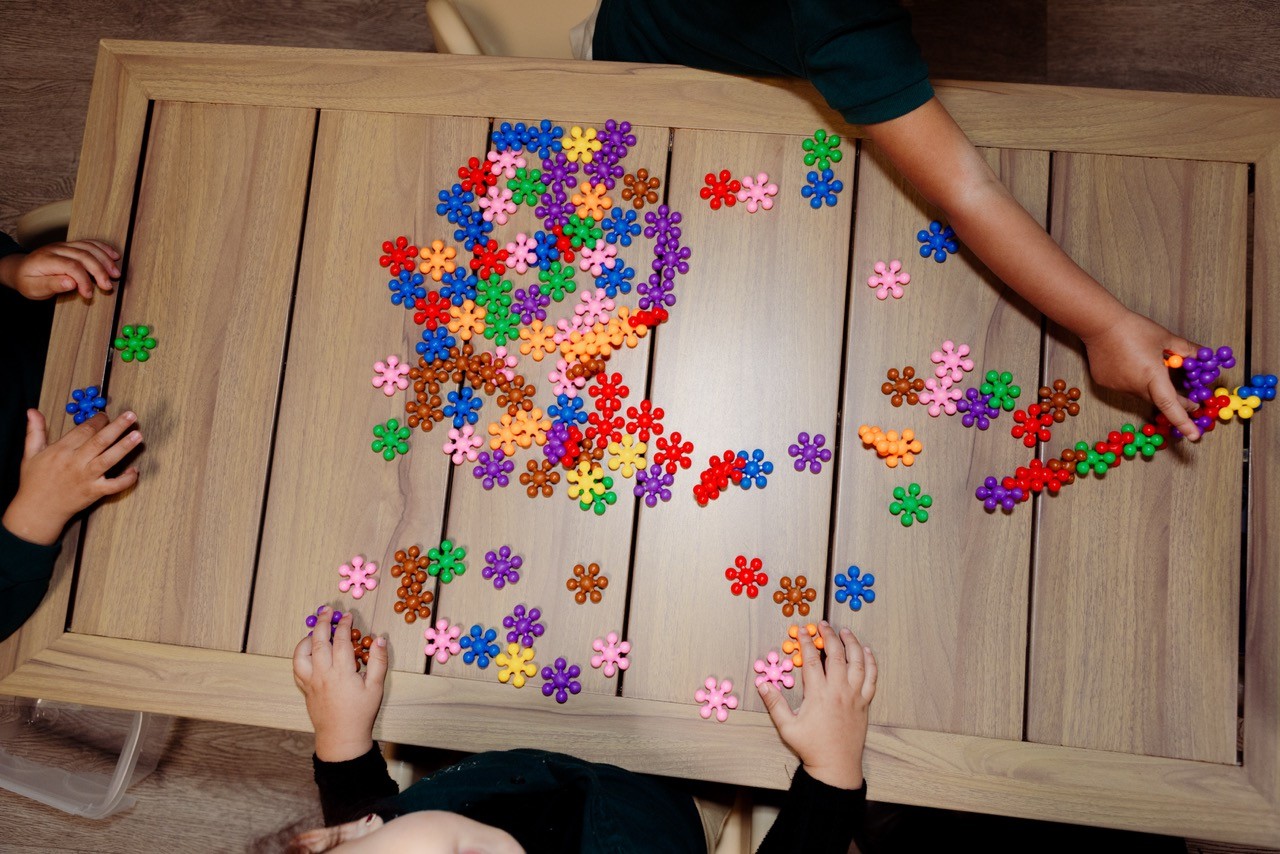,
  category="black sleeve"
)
[312,742,400,826]
[0,524,61,643]
[756,765,867,854]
